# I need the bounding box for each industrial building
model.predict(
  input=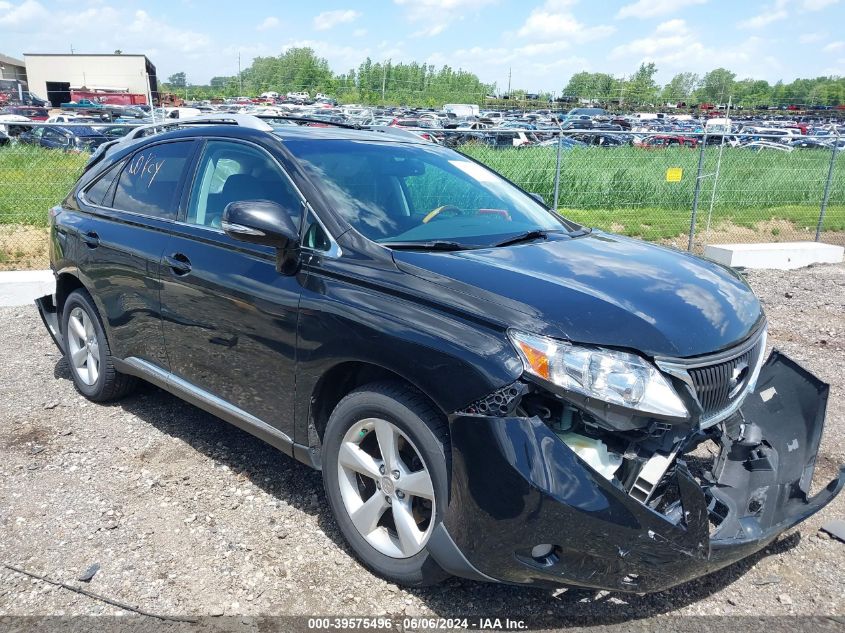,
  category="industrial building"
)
[0,54,27,82]
[22,53,159,106]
